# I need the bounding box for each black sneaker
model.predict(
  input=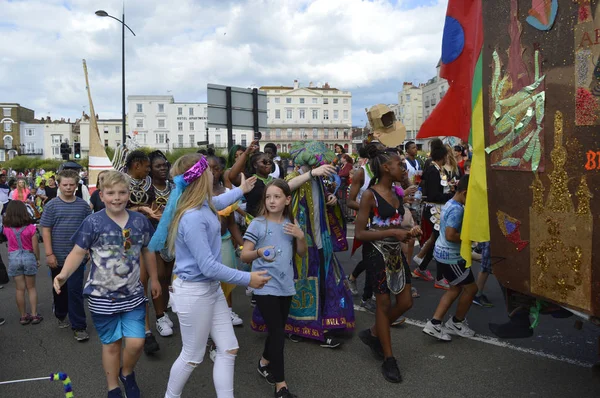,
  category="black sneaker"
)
[119,369,140,398]
[257,360,276,385]
[381,357,402,383]
[275,387,298,398]
[320,336,341,348]
[144,333,160,354]
[287,334,303,343]
[107,387,123,398]
[358,329,384,359]
[473,294,494,308]
[0,317,5,326]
